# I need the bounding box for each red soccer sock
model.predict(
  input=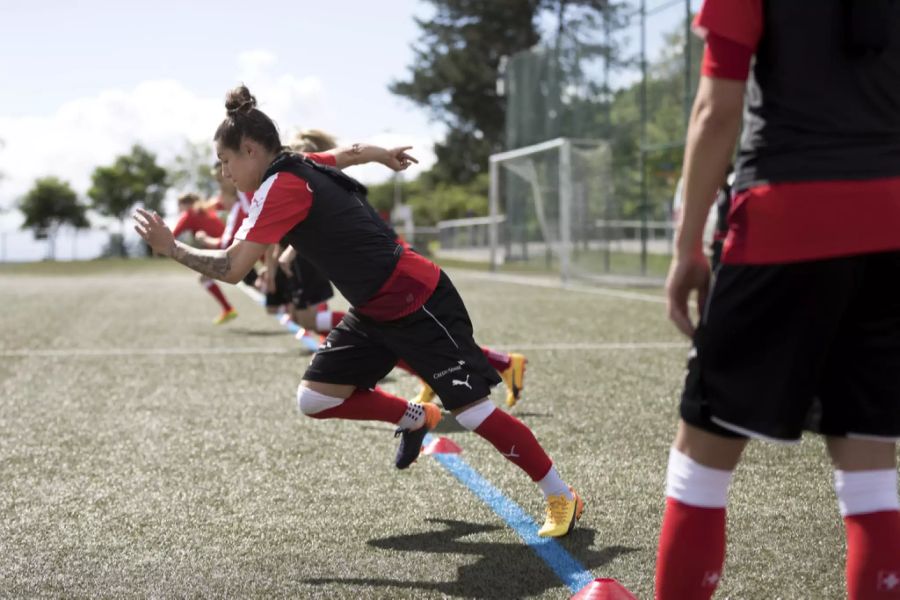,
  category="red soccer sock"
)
[844,510,900,599]
[482,347,511,372]
[309,386,408,423]
[655,497,726,600]
[473,409,552,481]
[204,282,233,312]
